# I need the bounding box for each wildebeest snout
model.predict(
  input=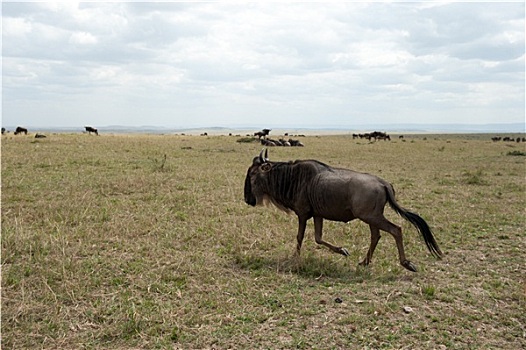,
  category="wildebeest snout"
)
[244,170,257,206]
[245,195,257,207]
